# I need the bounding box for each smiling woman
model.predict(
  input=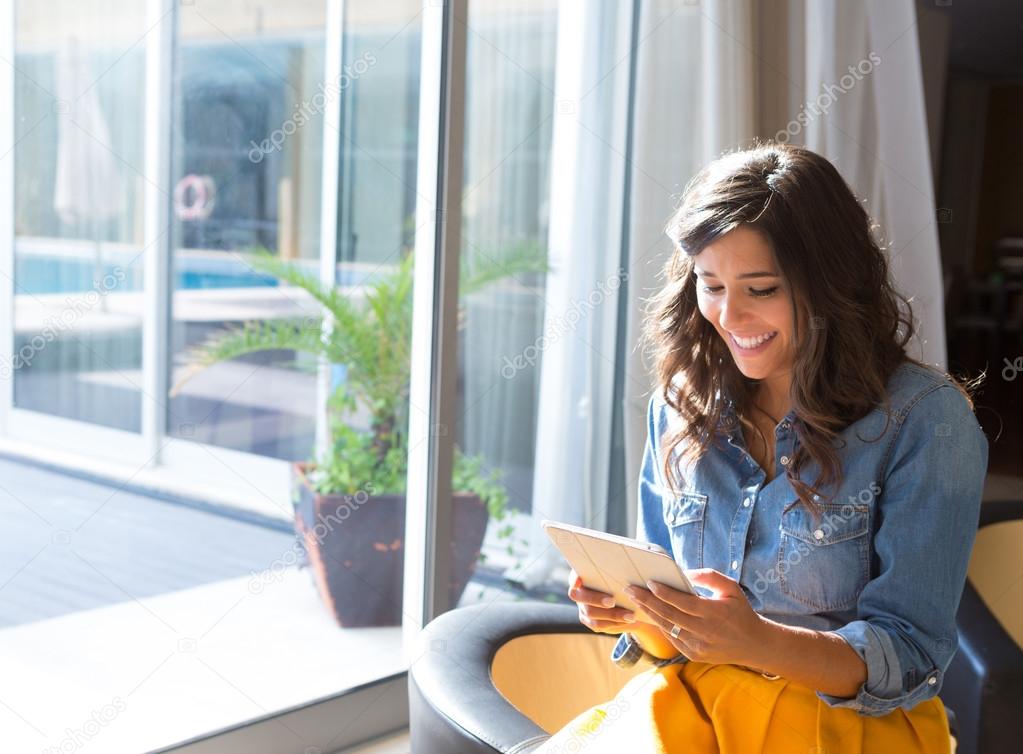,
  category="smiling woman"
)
[691,225,794,469]
[553,141,989,754]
